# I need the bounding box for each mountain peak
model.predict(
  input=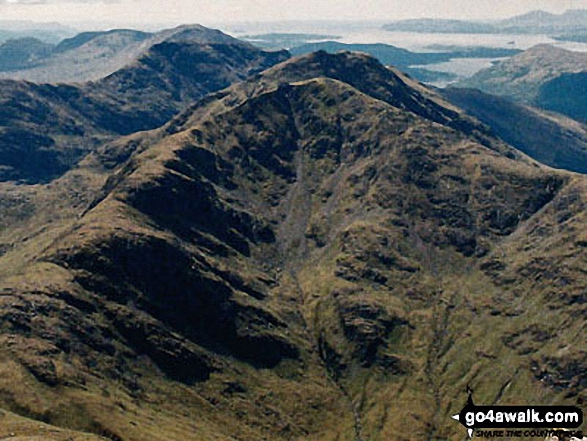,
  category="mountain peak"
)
[156,24,241,45]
